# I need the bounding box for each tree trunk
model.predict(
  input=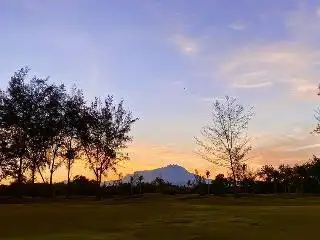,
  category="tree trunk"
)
[207,182,210,195]
[30,161,36,198]
[95,172,102,200]
[49,169,54,186]
[49,147,59,197]
[66,159,71,198]
[17,158,23,198]
[273,181,278,193]
[67,159,71,185]
[37,166,46,183]
[231,167,237,194]
[31,161,36,184]
[18,158,23,184]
